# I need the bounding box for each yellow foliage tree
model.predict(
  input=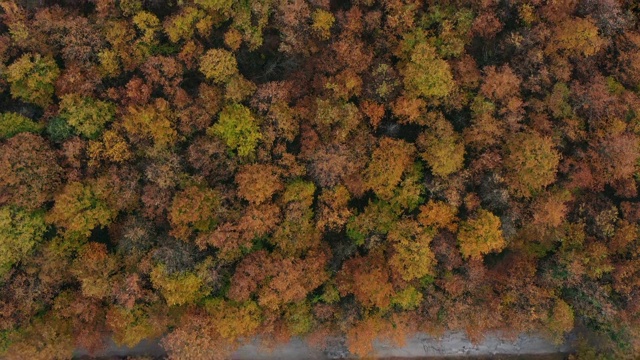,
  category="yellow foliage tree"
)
[364,138,415,200]
[504,132,561,198]
[402,43,455,99]
[150,264,210,306]
[546,299,575,345]
[123,98,178,148]
[457,209,506,259]
[6,53,60,107]
[312,9,335,40]
[46,181,117,238]
[204,299,262,340]
[58,94,116,139]
[387,220,436,281]
[417,117,465,177]
[199,48,238,84]
[418,200,459,232]
[207,104,262,157]
[106,305,166,347]
[546,17,605,58]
